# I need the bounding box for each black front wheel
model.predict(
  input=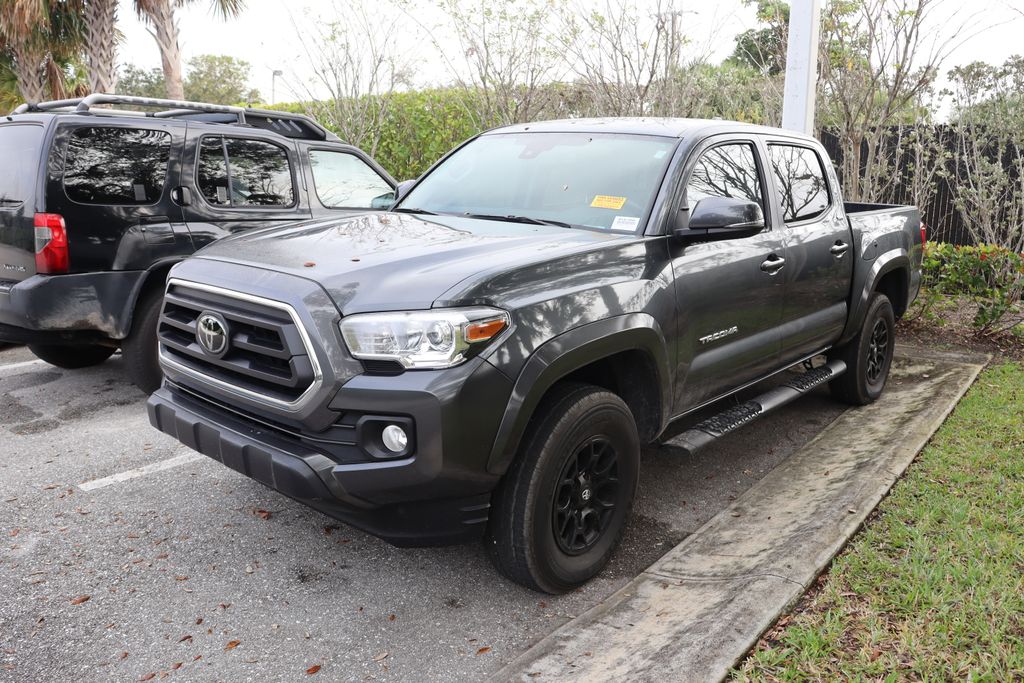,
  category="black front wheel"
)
[829,293,896,405]
[487,383,640,593]
[28,343,115,369]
